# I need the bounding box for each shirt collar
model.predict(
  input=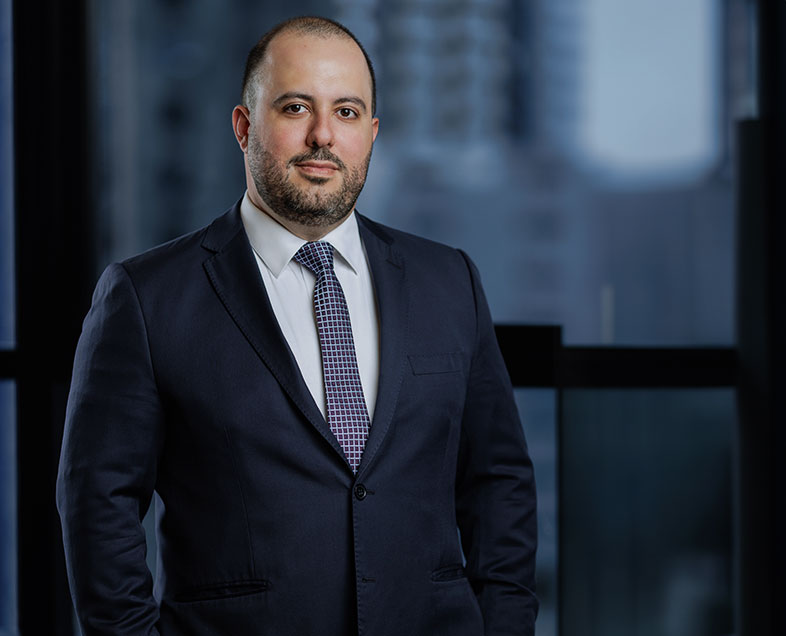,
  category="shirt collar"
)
[240,191,364,278]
